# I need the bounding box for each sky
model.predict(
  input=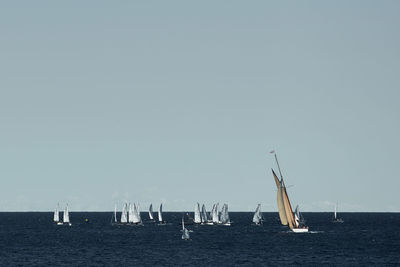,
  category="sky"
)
[0,1,399,212]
